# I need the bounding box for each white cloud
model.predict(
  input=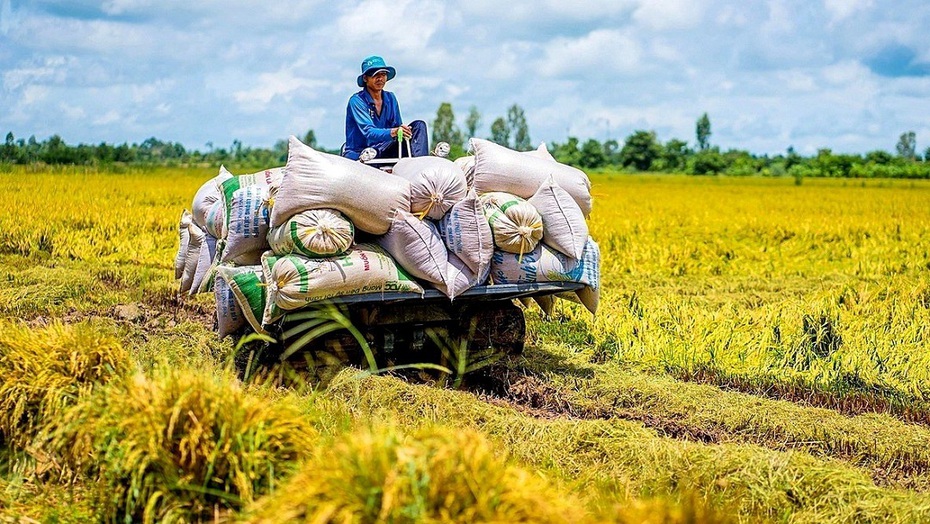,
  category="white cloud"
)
[632,0,704,30]
[3,0,930,154]
[21,85,49,105]
[823,0,873,23]
[541,29,642,77]
[232,67,330,111]
[3,57,70,90]
[92,110,122,126]
[335,0,444,50]
[820,60,872,85]
[0,0,14,35]
[59,103,86,120]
